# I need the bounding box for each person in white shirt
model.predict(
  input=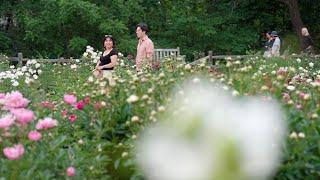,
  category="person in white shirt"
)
[270,31,281,57]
